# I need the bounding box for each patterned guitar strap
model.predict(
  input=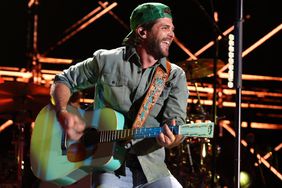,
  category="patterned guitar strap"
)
[132,61,171,129]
